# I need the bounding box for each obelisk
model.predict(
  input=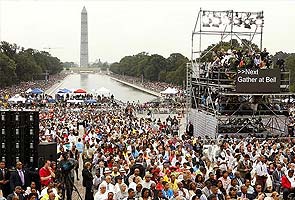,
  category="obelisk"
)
[80,6,88,67]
